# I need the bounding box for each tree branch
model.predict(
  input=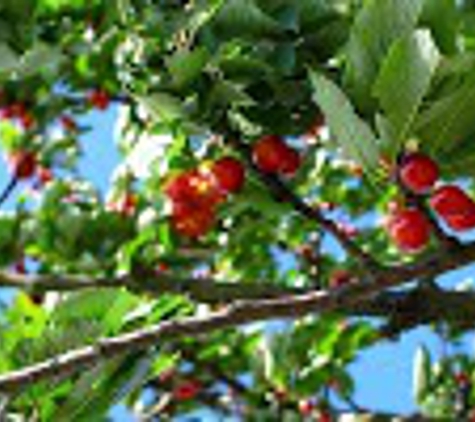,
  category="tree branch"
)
[222,133,381,272]
[1,240,475,391]
[0,176,17,208]
[0,270,308,303]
